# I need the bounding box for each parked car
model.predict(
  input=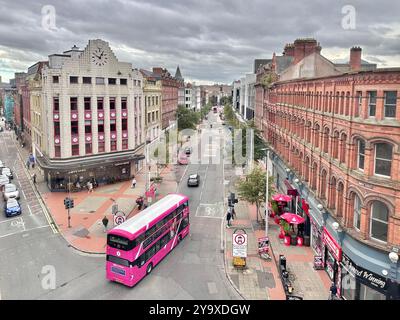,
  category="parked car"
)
[3,183,20,200]
[187,174,200,187]
[4,198,21,217]
[1,167,13,180]
[184,147,192,155]
[0,174,9,189]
